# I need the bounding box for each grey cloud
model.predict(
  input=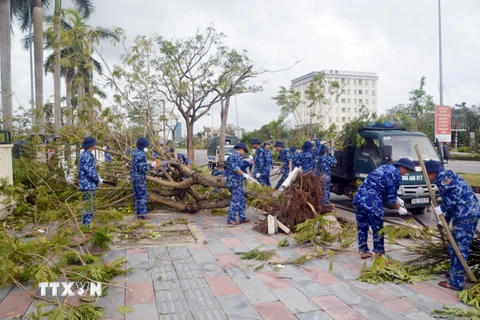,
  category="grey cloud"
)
[8,0,480,132]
